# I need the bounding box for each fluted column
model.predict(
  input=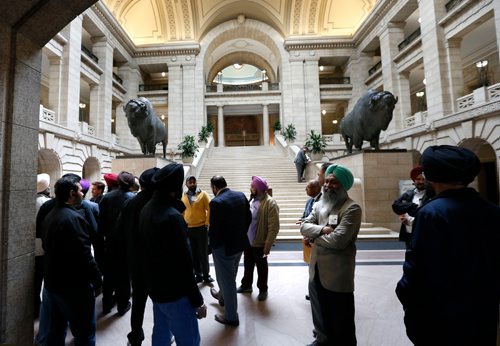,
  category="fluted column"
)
[262,103,270,146]
[217,105,225,147]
